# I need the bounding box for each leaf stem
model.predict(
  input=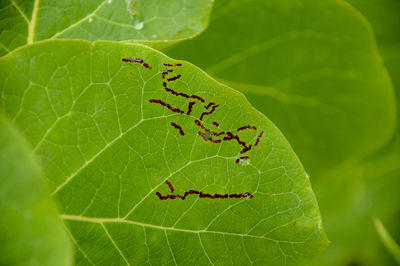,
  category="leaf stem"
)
[374,217,400,264]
